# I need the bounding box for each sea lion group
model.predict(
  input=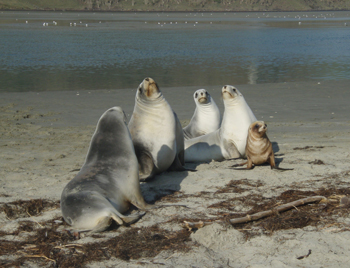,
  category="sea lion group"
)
[61,77,292,232]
